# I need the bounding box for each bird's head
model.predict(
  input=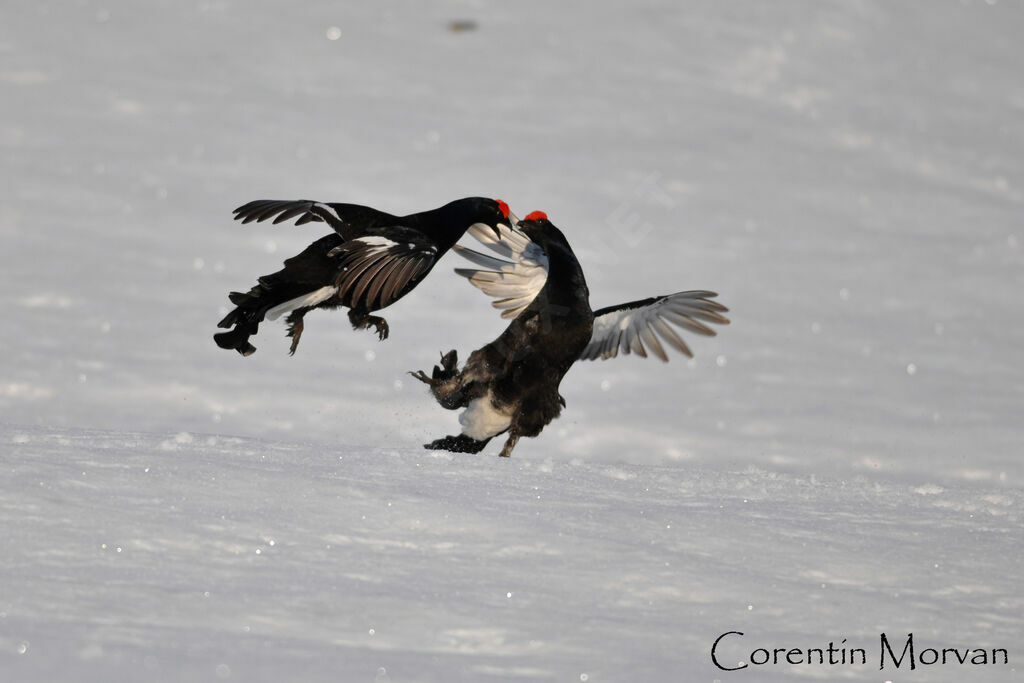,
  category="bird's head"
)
[441,197,517,240]
[516,210,551,239]
[491,198,518,235]
[515,210,575,254]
